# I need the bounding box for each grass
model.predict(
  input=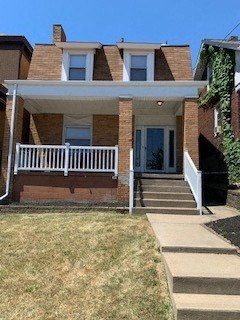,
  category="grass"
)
[0,212,173,320]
